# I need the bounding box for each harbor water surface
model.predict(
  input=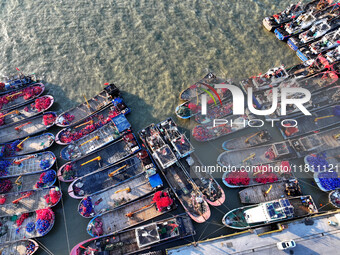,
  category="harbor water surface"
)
[0,0,333,254]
